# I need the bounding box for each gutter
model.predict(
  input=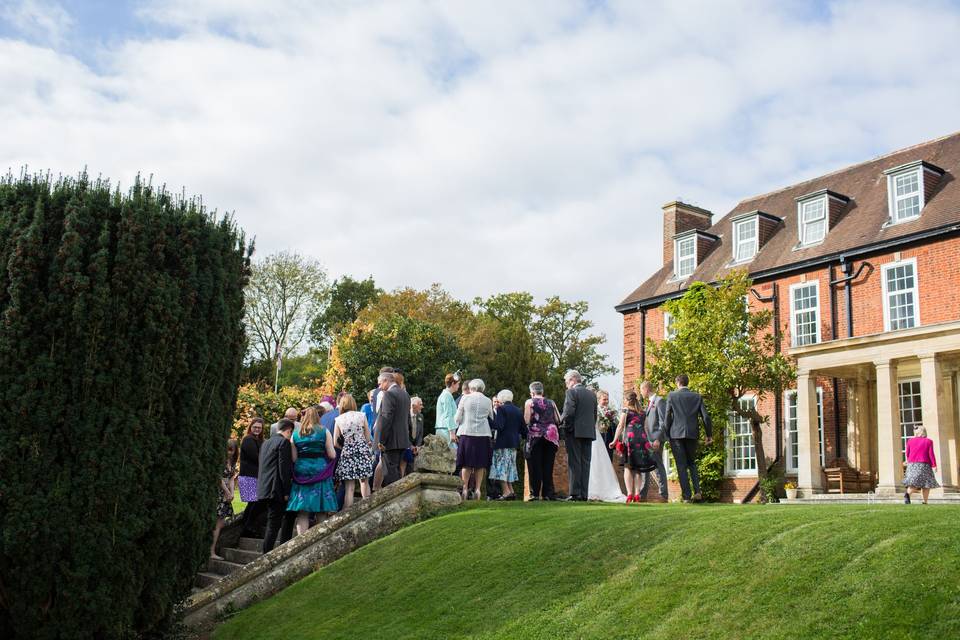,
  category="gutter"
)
[616,221,960,314]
